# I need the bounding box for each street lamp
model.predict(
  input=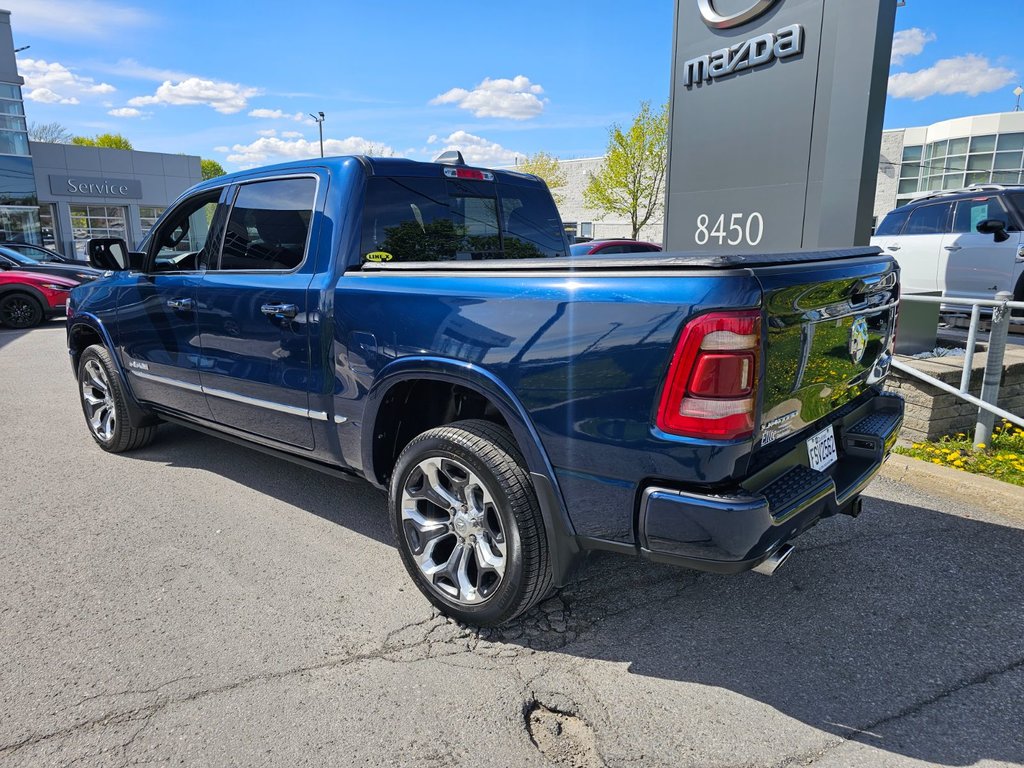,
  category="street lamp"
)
[309,111,325,157]
[1014,86,1024,113]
